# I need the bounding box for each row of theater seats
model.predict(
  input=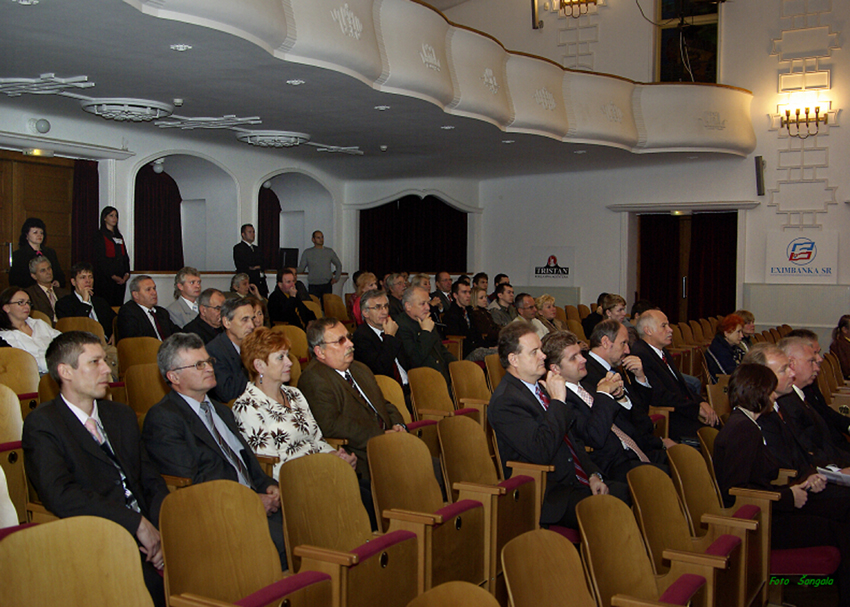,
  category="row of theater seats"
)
[2,407,839,607]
